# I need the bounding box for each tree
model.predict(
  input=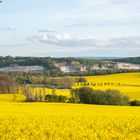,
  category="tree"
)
[74,87,93,104]
[0,74,17,94]
[73,87,129,105]
[23,86,35,102]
